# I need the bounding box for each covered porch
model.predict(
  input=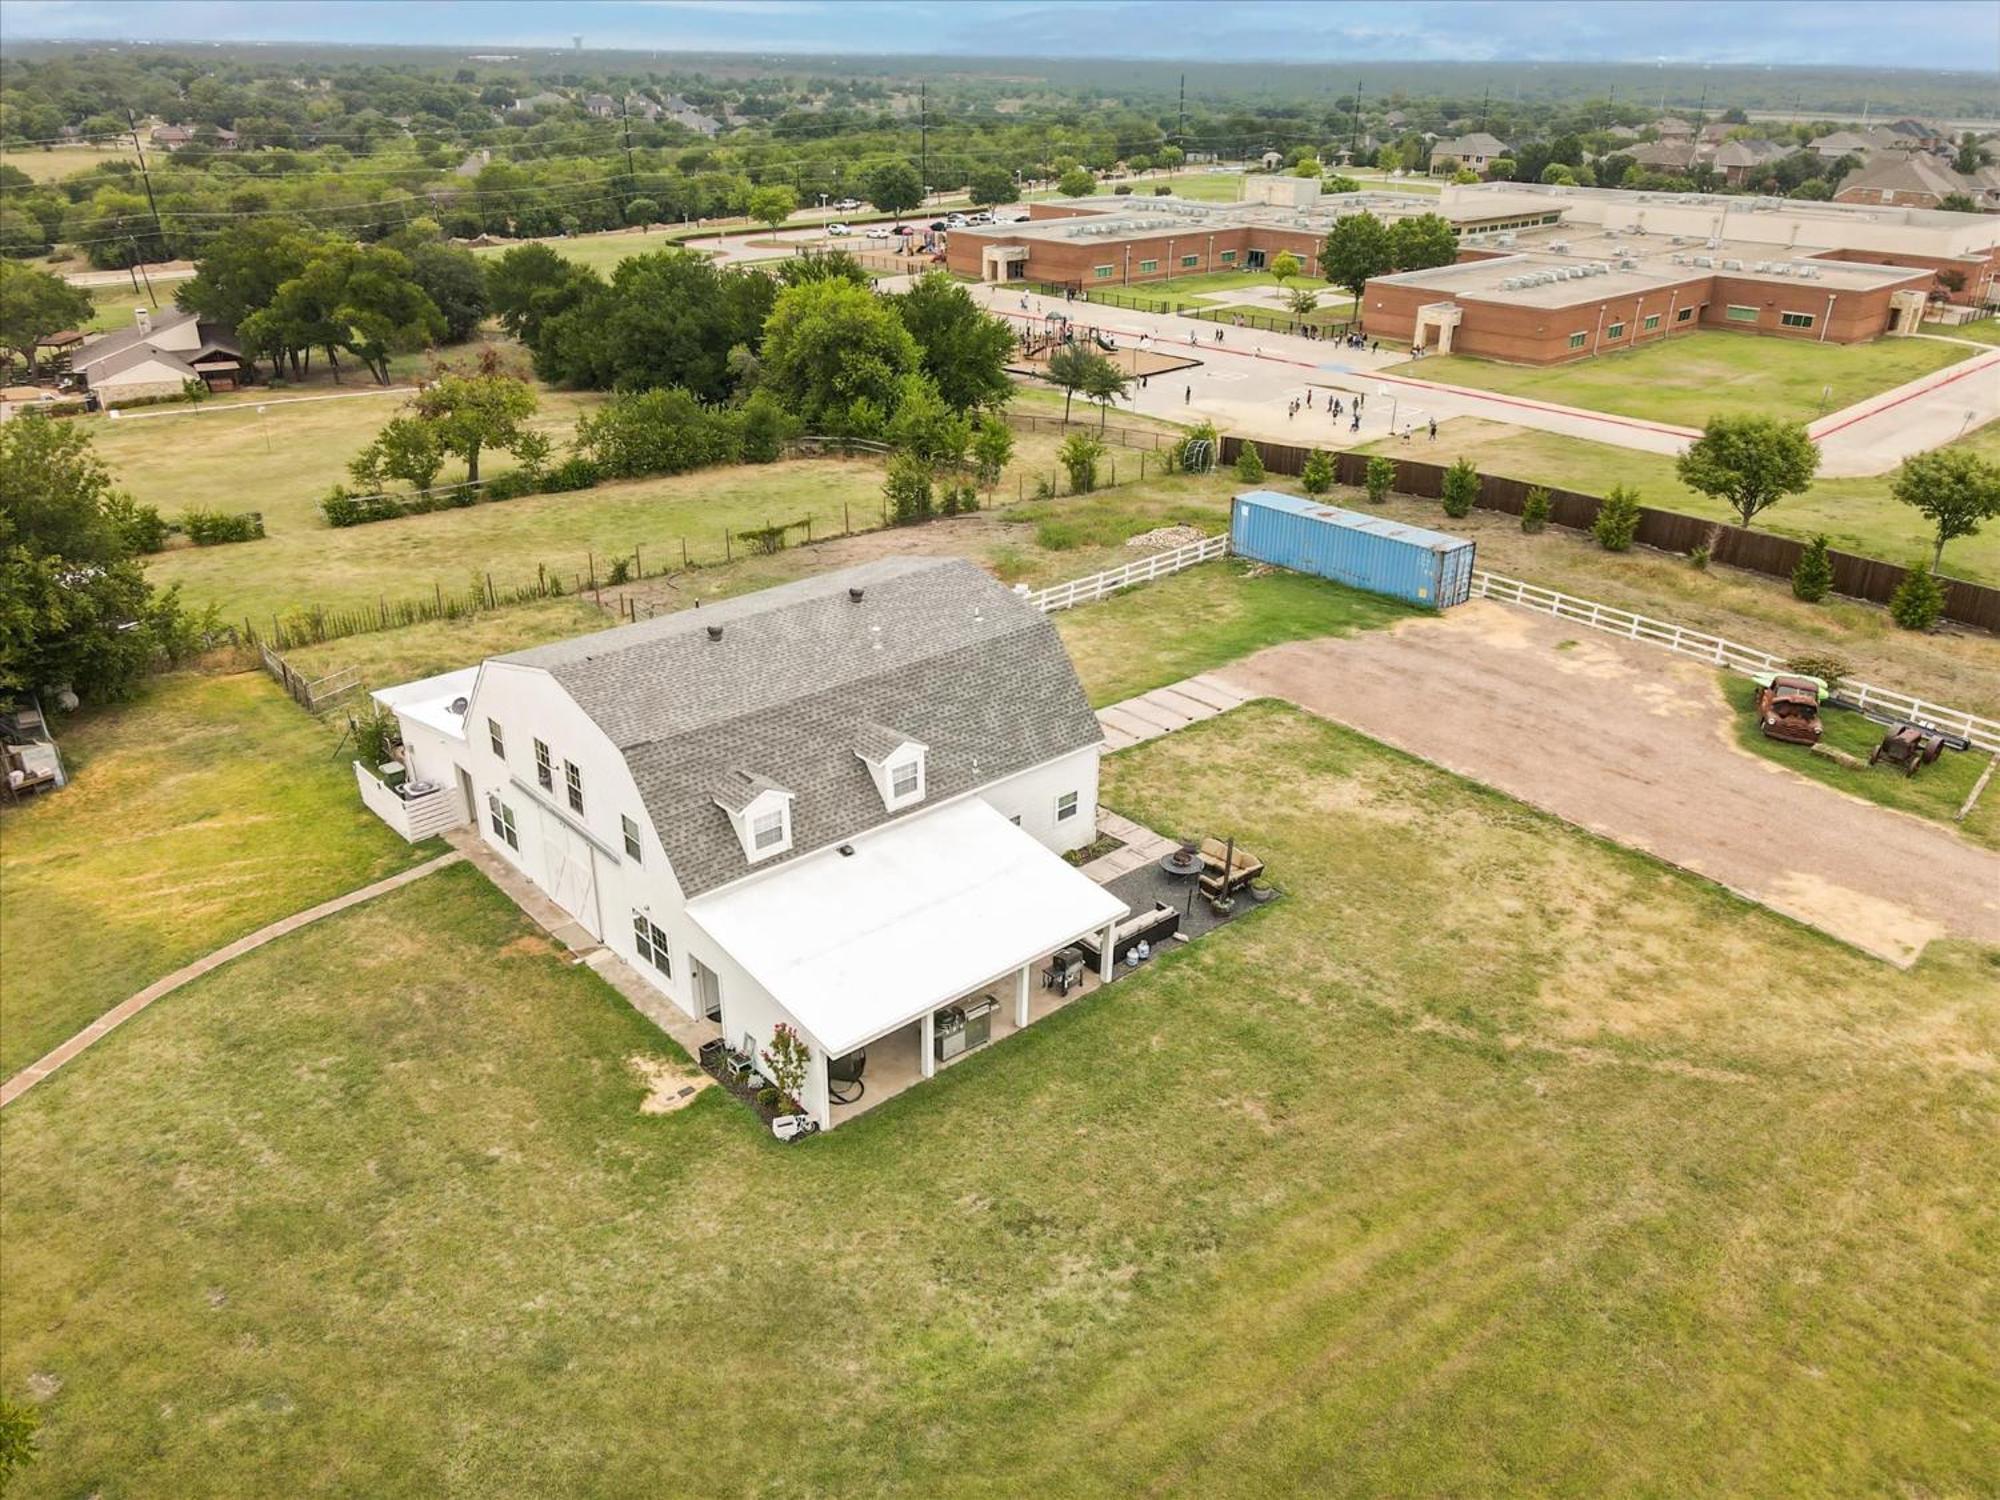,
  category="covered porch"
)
[687,797,1130,1129]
